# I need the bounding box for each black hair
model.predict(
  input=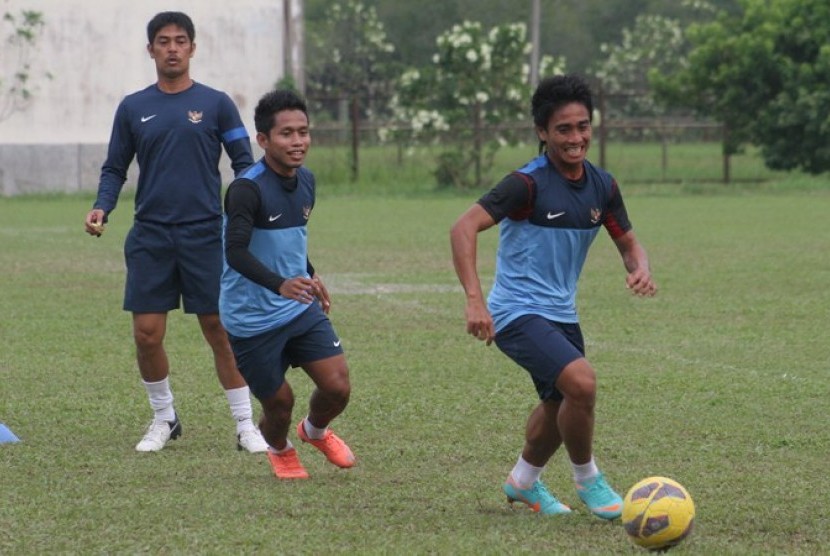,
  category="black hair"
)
[147,12,195,43]
[254,90,309,134]
[531,74,594,130]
